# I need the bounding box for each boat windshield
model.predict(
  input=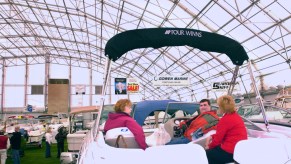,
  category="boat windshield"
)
[98,104,115,125]
[162,102,219,123]
[237,104,291,125]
